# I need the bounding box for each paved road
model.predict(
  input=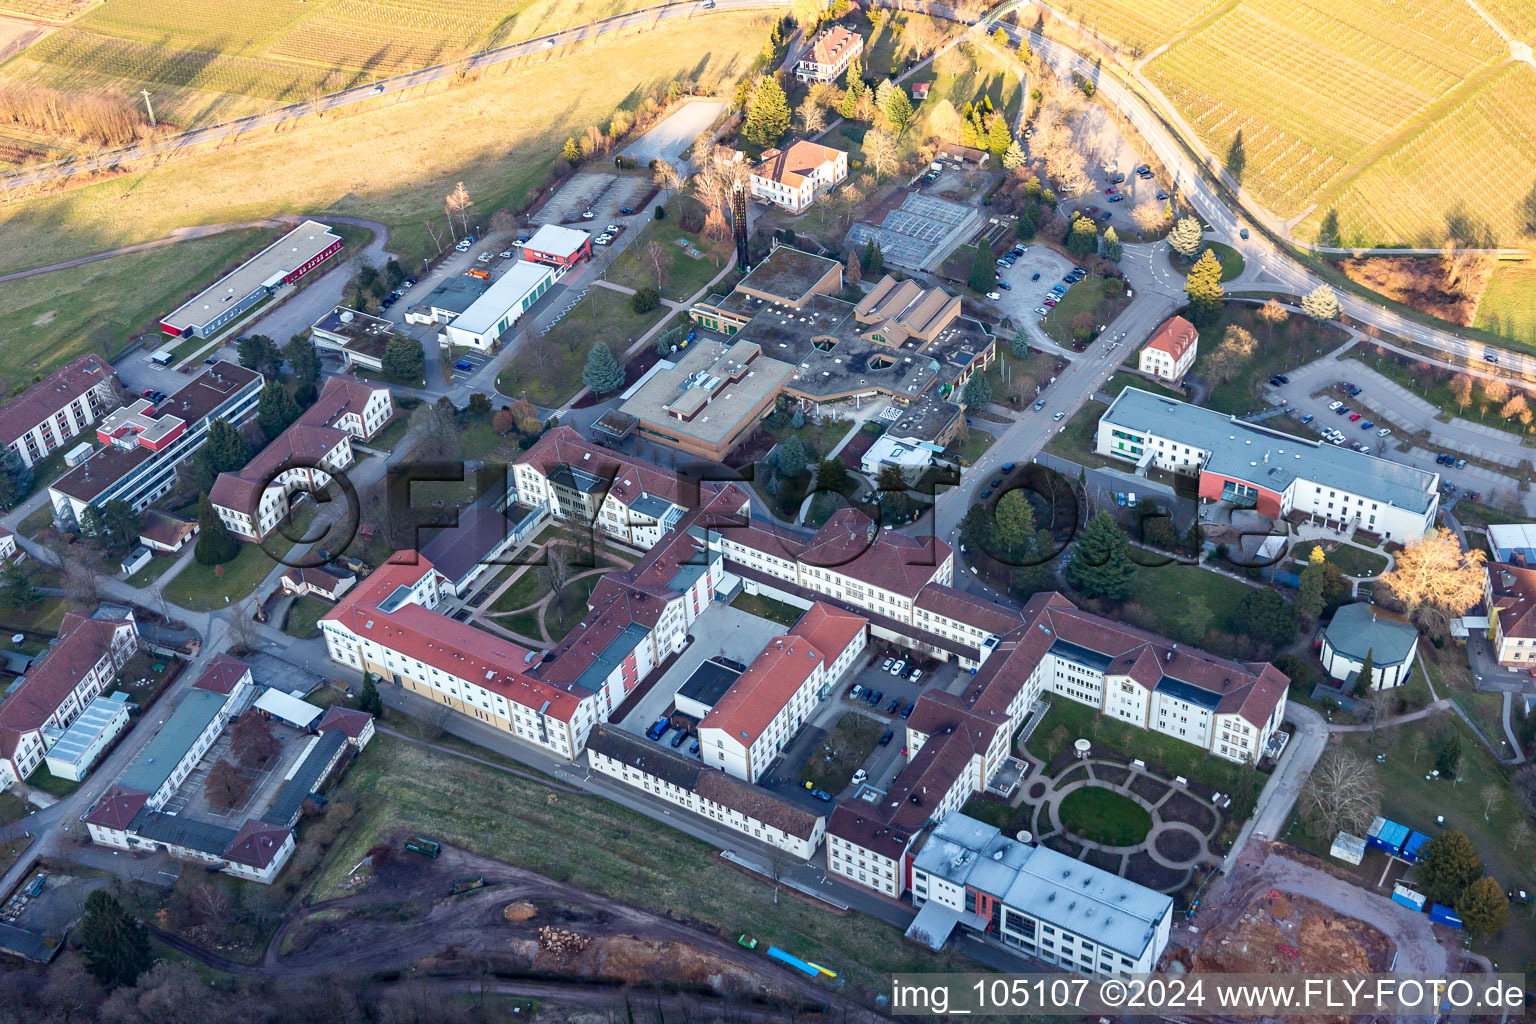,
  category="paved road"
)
[0,0,789,190]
